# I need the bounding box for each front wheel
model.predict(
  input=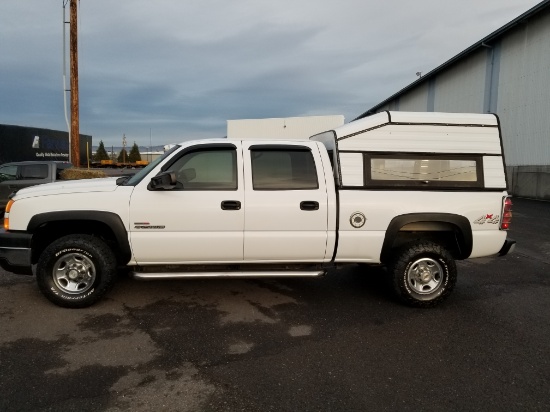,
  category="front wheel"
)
[388,241,457,308]
[36,235,117,308]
